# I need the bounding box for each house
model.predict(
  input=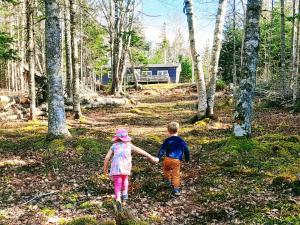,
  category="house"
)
[101,63,181,85]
